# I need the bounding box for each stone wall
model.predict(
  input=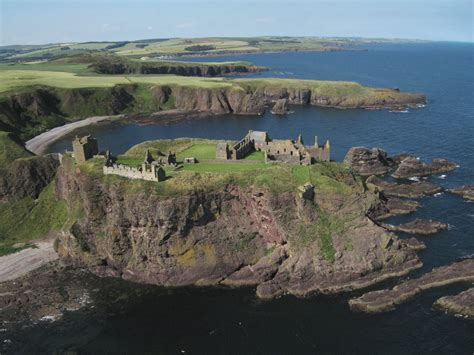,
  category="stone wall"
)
[103,163,164,182]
